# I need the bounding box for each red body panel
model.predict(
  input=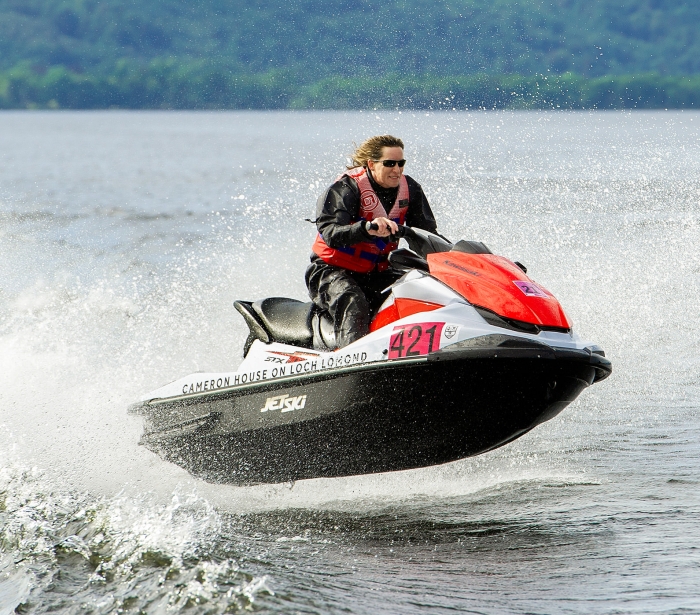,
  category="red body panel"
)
[427,252,571,329]
[370,298,443,332]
